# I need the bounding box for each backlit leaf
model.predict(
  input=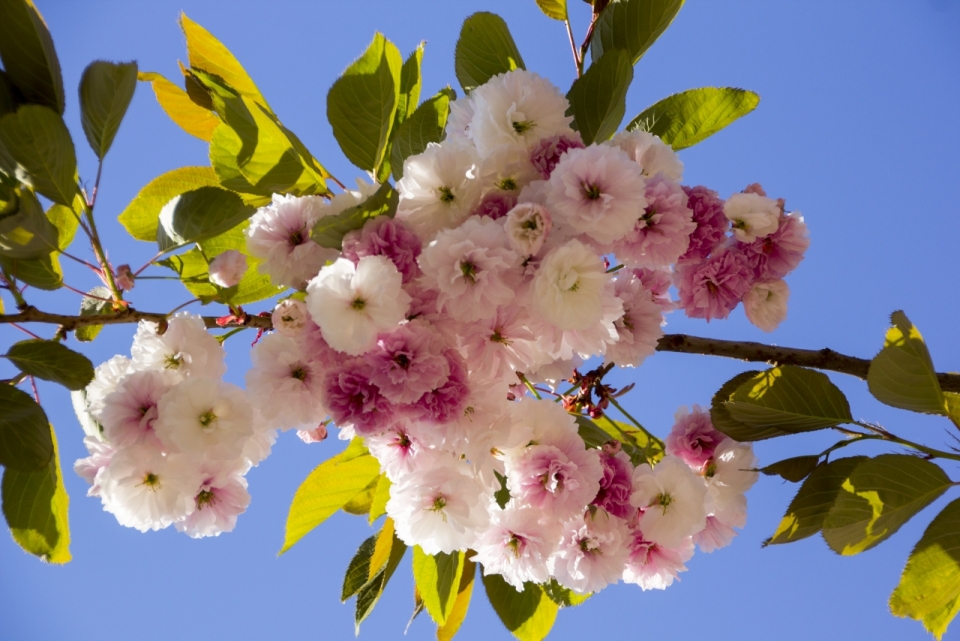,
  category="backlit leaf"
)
[0,383,52,471]
[0,105,77,206]
[6,339,94,391]
[868,311,947,415]
[312,181,397,250]
[482,573,558,641]
[118,166,220,242]
[535,0,567,21]
[156,186,254,252]
[437,558,477,641]
[391,87,454,181]
[566,49,633,145]
[455,13,525,93]
[414,547,465,626]
[0,0,63,113]
[138,71,218,141]
[78,60,138,159]
[590,0,684,65]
